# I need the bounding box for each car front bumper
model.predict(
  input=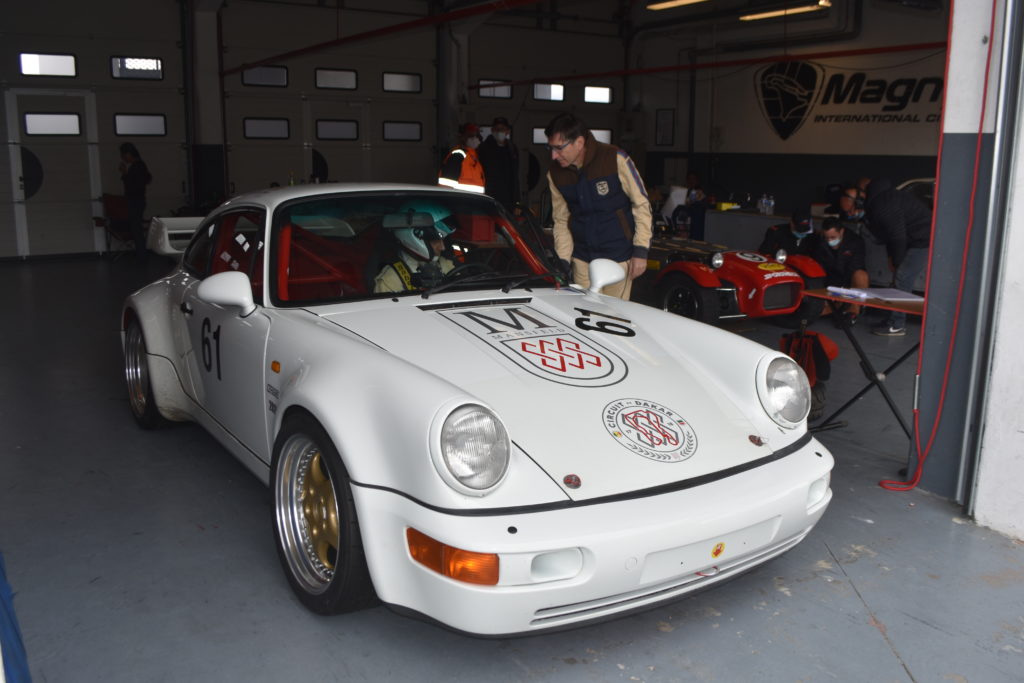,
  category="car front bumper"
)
[352,437,833,636]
